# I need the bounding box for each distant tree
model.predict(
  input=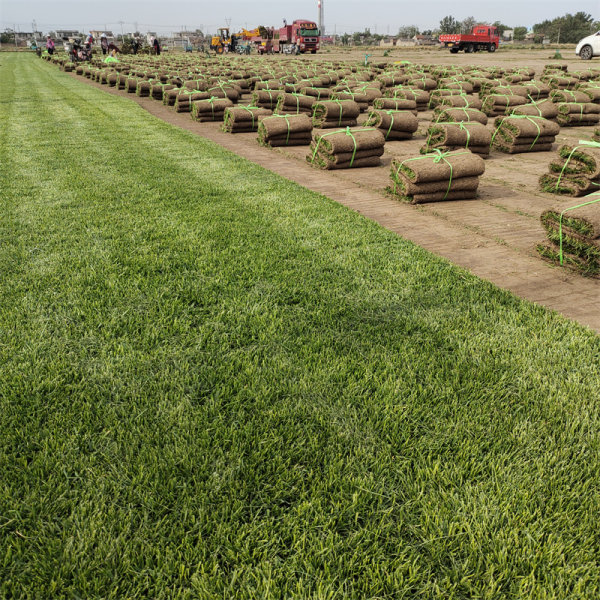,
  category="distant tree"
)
[398,25,419,39]
[533,12,595,44]
[460,17,477,33]
[492,21,508,37]
[421,30,433,37]
[340,33,351,46]
[513,26,528,41]
[352,31,362,45]
[439,16,460,34]
[1,29,15,44]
